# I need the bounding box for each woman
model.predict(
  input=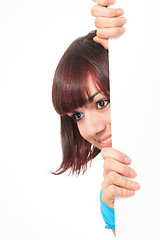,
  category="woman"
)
[52,0,140,236]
